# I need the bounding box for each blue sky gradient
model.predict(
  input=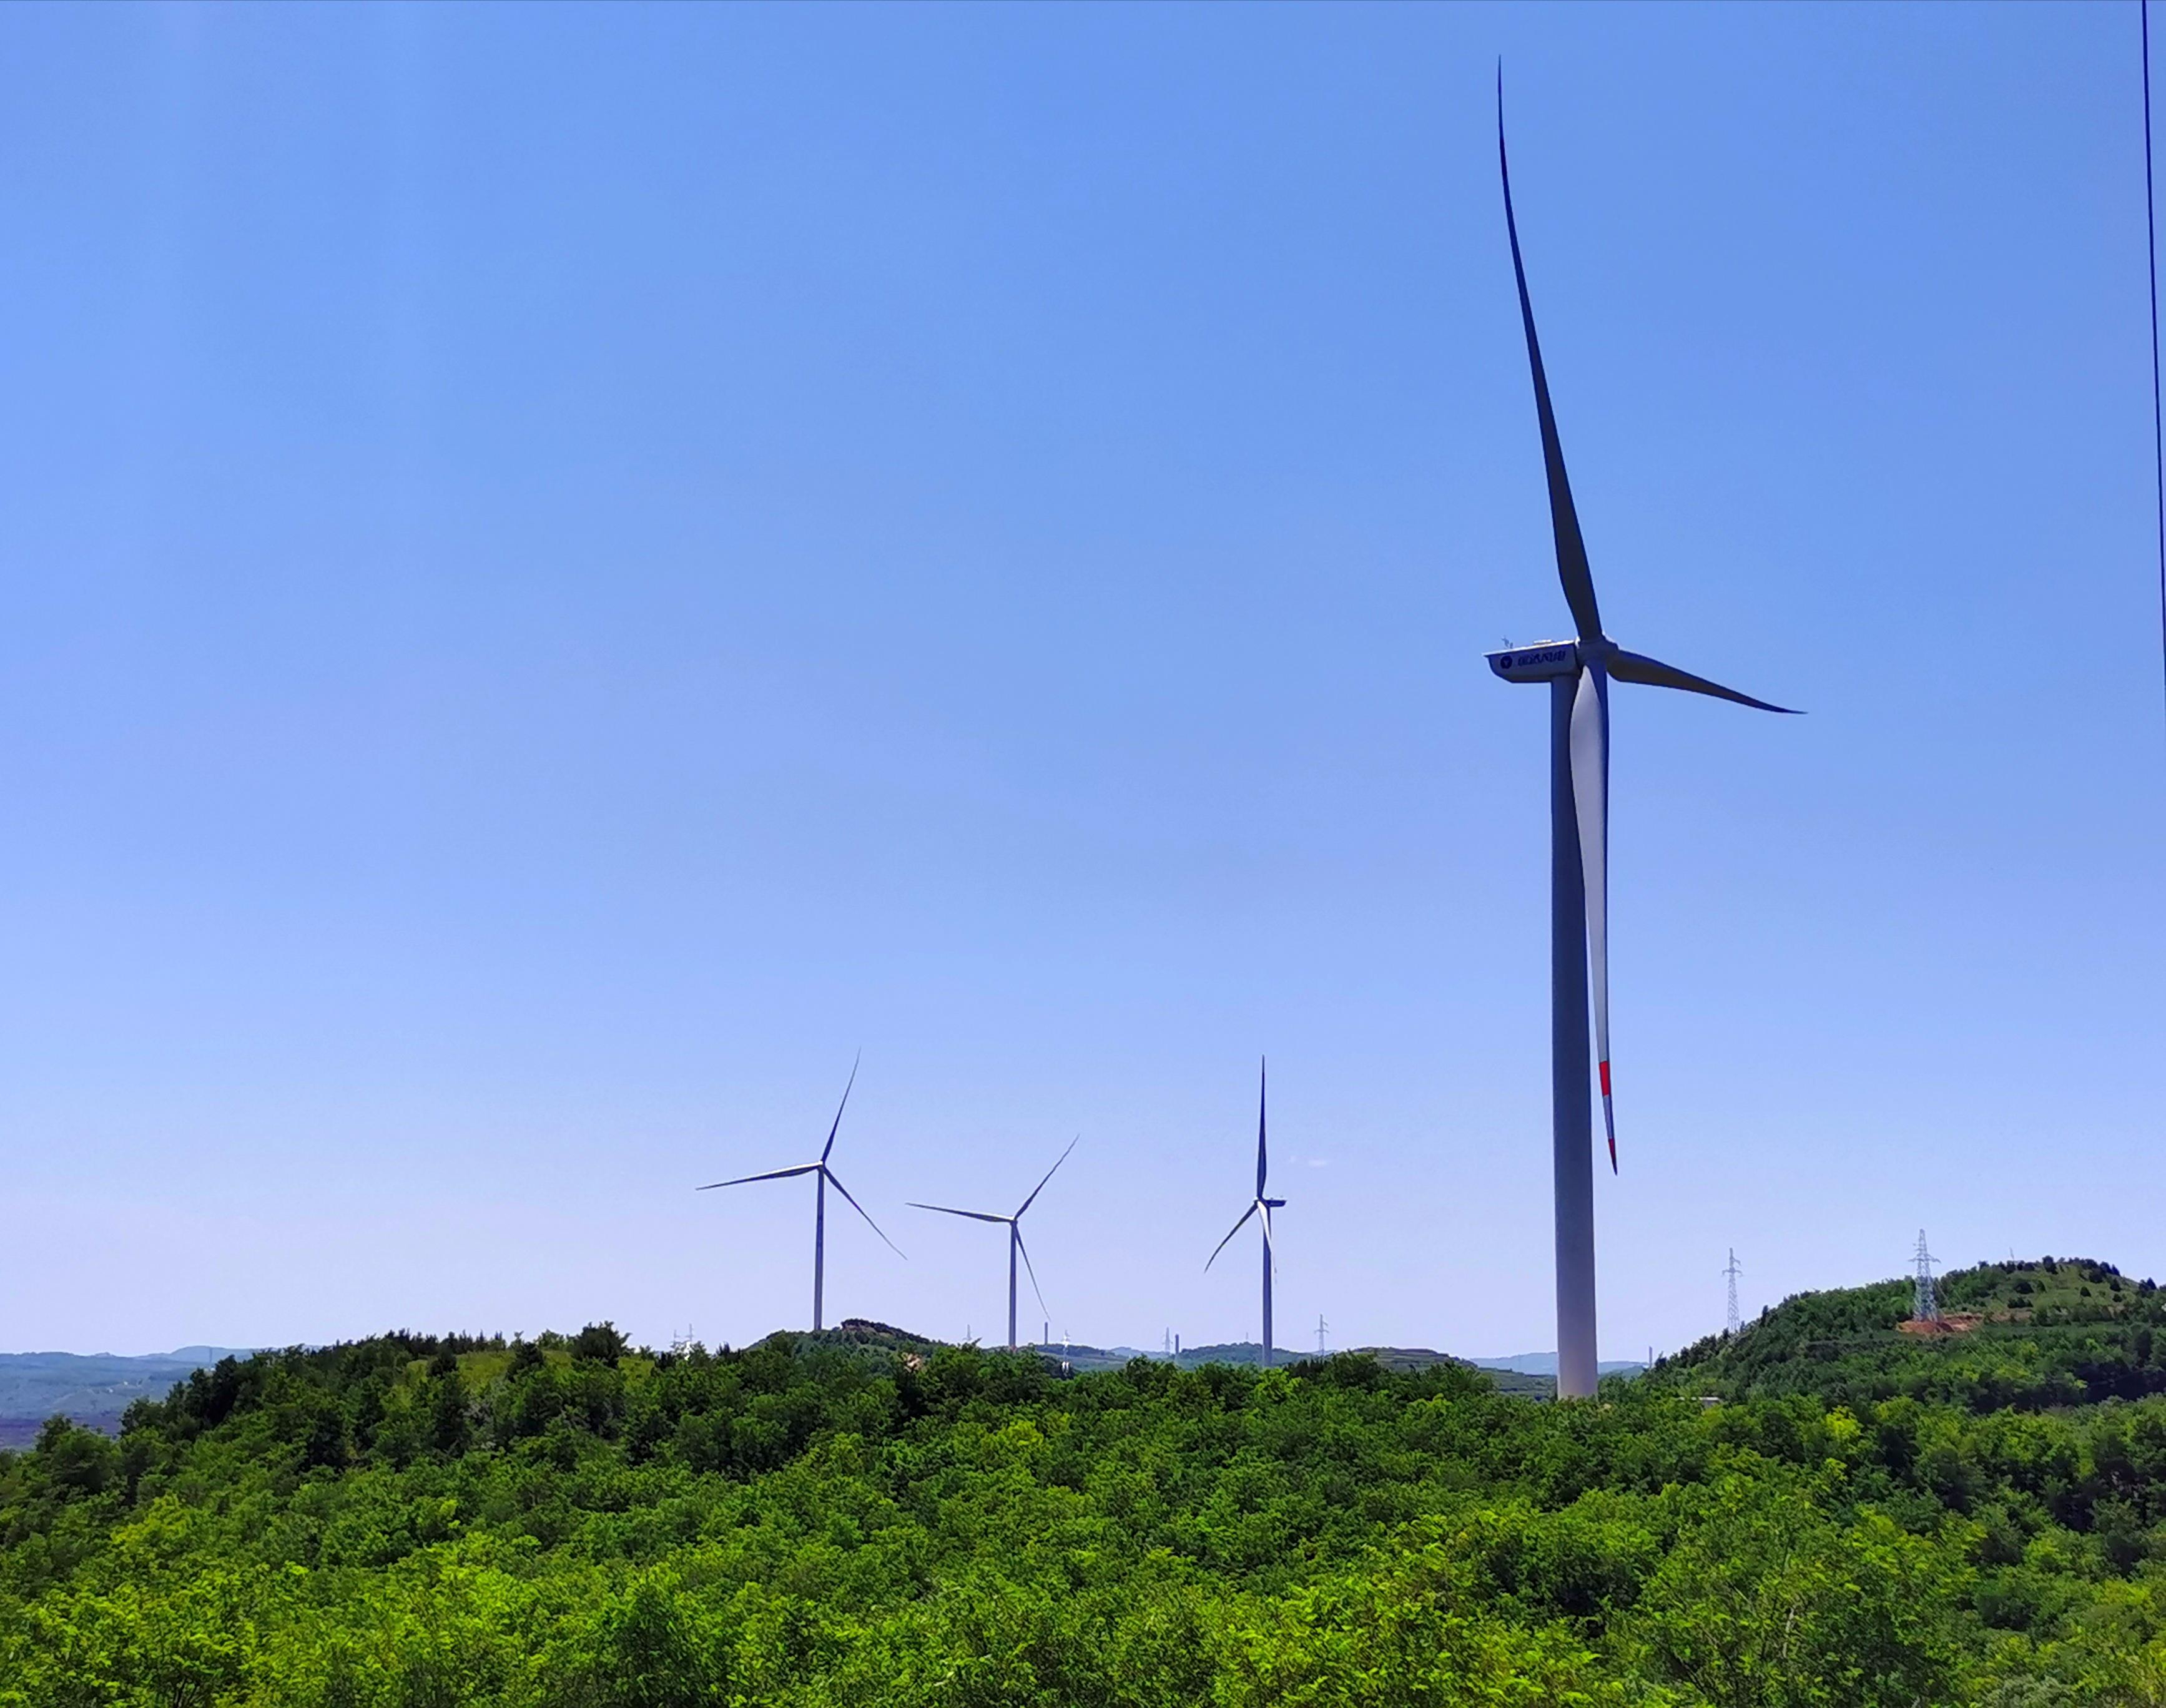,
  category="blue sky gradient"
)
[1,3,2158,1360]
